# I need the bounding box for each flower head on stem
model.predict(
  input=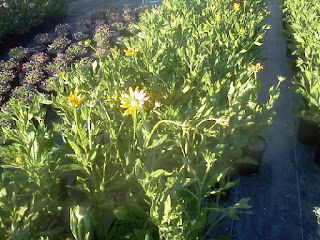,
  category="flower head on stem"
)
[123,47,139,56]
[68,91,86,108]
[233,2,240,12]
[120,86,149,147]
[120,86,149,115]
